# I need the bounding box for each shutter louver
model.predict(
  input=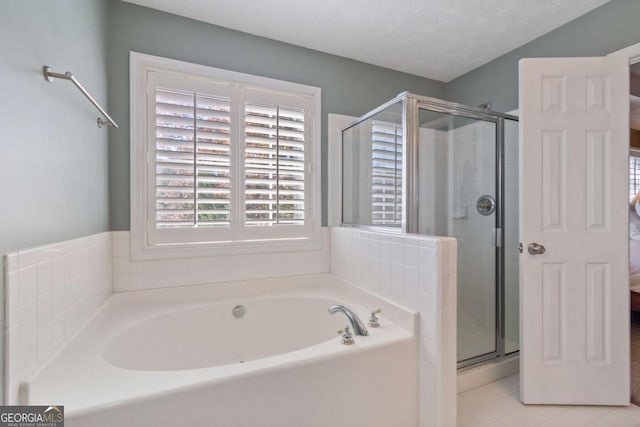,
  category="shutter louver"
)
[155,88,231,229]
[244,102,305,226]
[371,121,402,225]
[631,155,640,201]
